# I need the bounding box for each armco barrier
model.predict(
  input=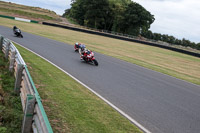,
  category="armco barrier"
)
[0,35,53,133]
[42,22,200,58]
